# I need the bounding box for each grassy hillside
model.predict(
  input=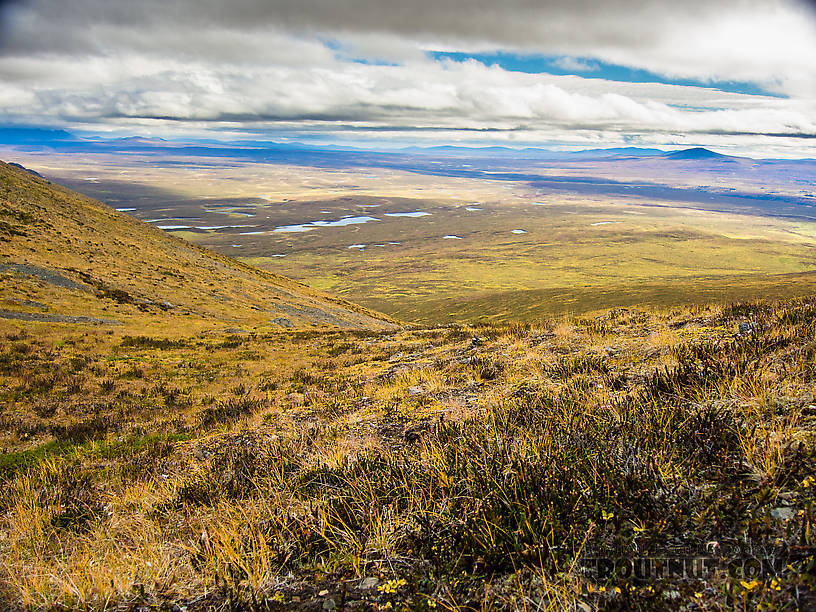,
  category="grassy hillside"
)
[1,297,815,610]
[0,160,395,332]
